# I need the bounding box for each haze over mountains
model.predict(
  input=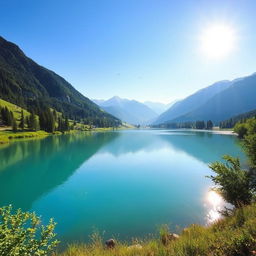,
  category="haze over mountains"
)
[143,101,177,115]
[93,96,158,125]
[154,74,256,125]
